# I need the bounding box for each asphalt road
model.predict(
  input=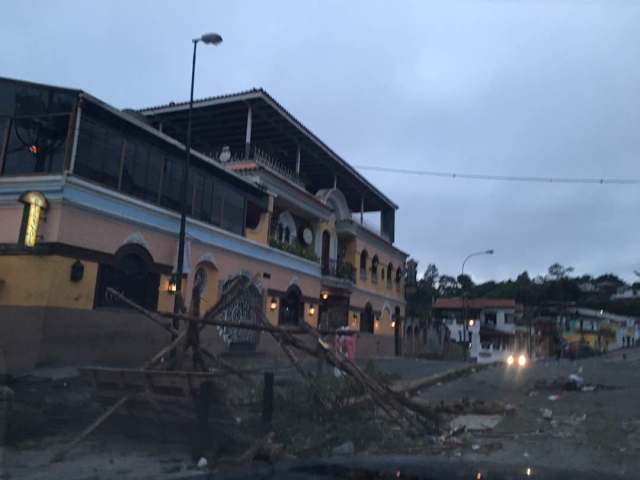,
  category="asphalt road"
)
[413,348,640,478]
[359,357,465,381]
